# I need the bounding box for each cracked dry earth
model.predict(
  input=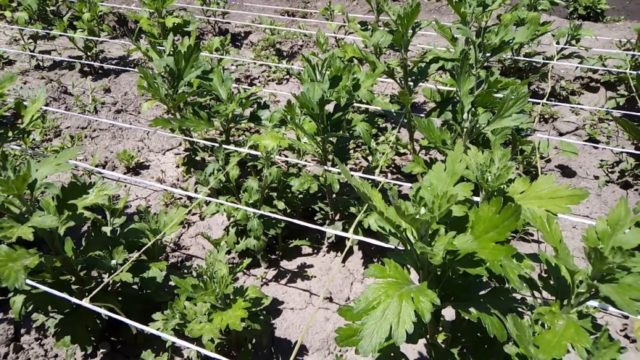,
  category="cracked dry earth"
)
[0,0,640,359]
